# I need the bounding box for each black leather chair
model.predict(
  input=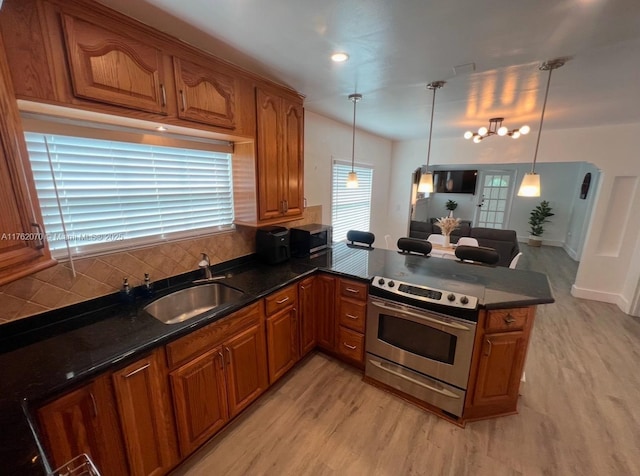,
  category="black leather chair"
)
[397,237,432,256]
[454,245,499,266]
[346,230,375,248]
